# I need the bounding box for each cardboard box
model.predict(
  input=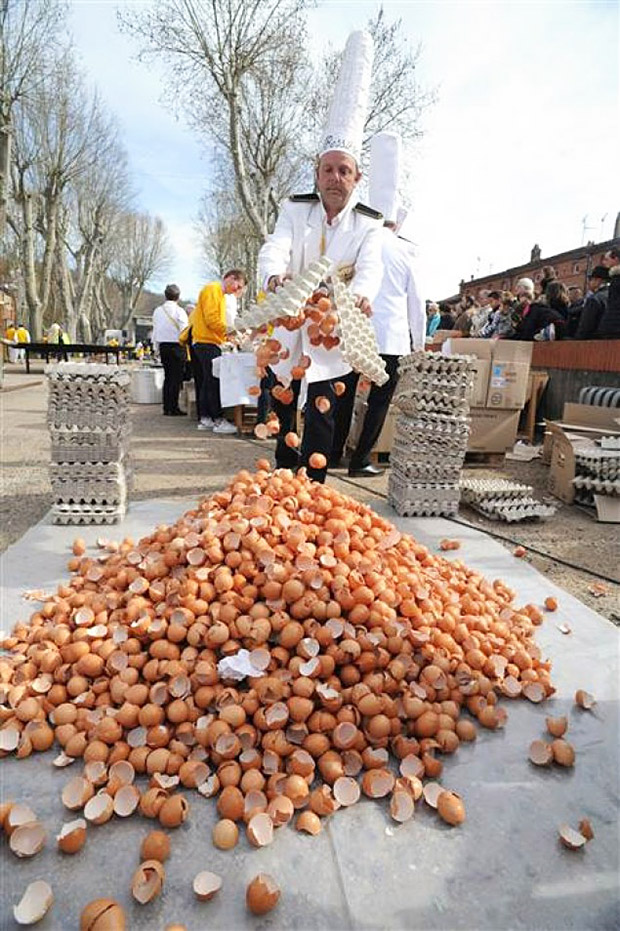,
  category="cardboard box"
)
[546,403,620,505]
[470,359,491,407]
[486,361,530,409]
[594,495,620,523]
[468,408,520,453]
[443,339,532,410]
